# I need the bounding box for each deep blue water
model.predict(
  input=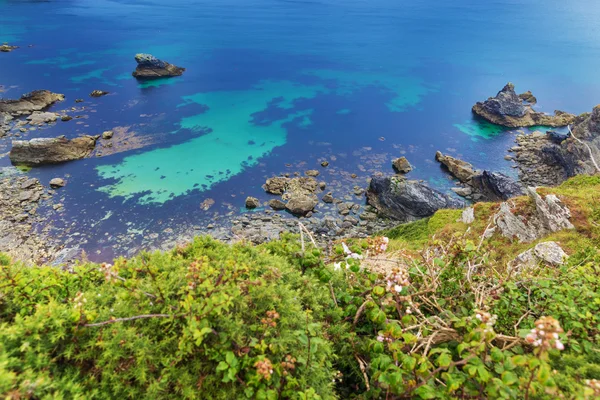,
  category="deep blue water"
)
[1,0,600,260]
